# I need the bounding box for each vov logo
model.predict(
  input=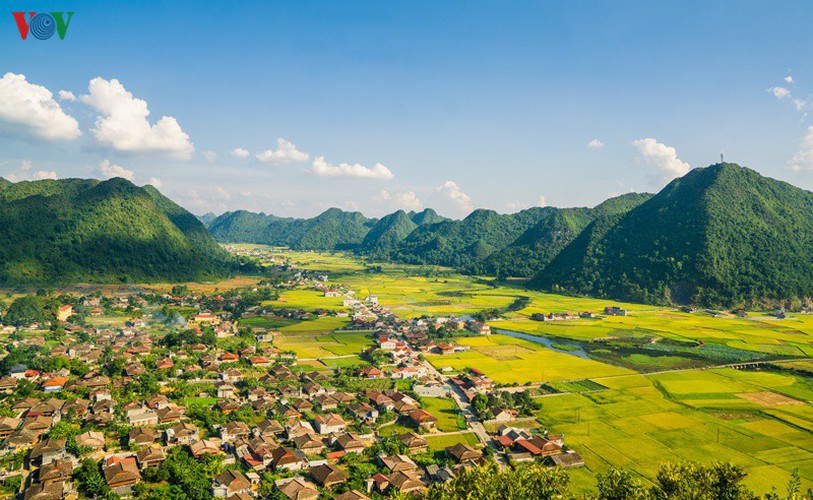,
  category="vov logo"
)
[12,12,74,40]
